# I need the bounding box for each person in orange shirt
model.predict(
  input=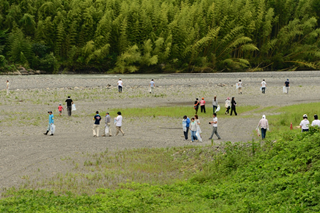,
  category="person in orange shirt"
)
[58,103,64,116]
[200,97,206,113]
